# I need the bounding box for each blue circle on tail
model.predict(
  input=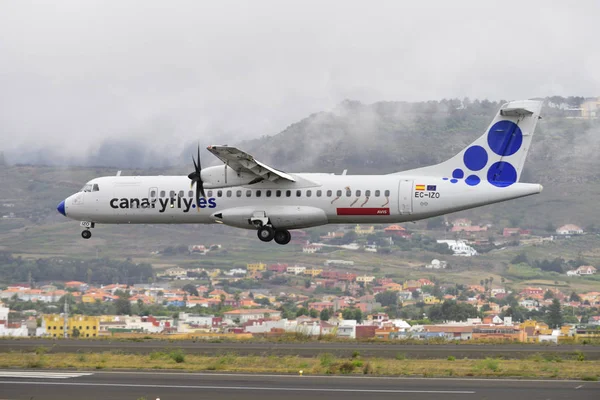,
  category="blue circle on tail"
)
[487,120,523,156]
[463,145,488,171]
[465,175,481,186]
[487,161,517,187]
